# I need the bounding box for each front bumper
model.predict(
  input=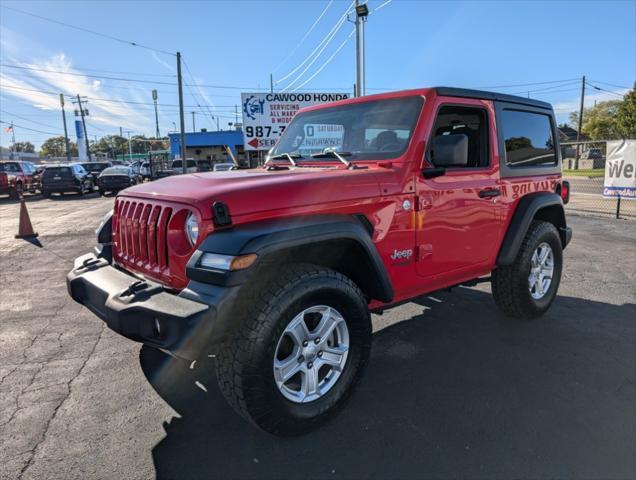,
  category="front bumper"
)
[67,253,239,359]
